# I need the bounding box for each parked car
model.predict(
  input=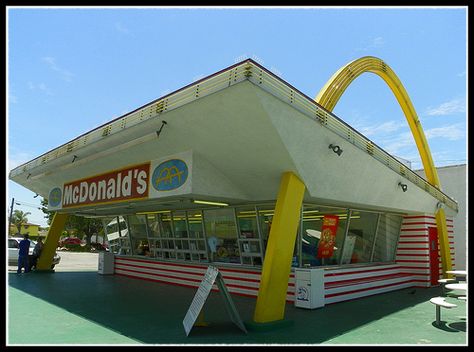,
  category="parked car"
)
[8,237,61,269]
[59,237,83,247]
